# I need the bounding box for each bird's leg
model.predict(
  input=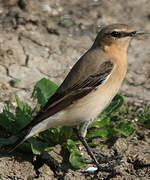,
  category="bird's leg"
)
[74,121,116,172]
[73,120,104,171]
[74,128,101,168]
[78,120,92,138]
